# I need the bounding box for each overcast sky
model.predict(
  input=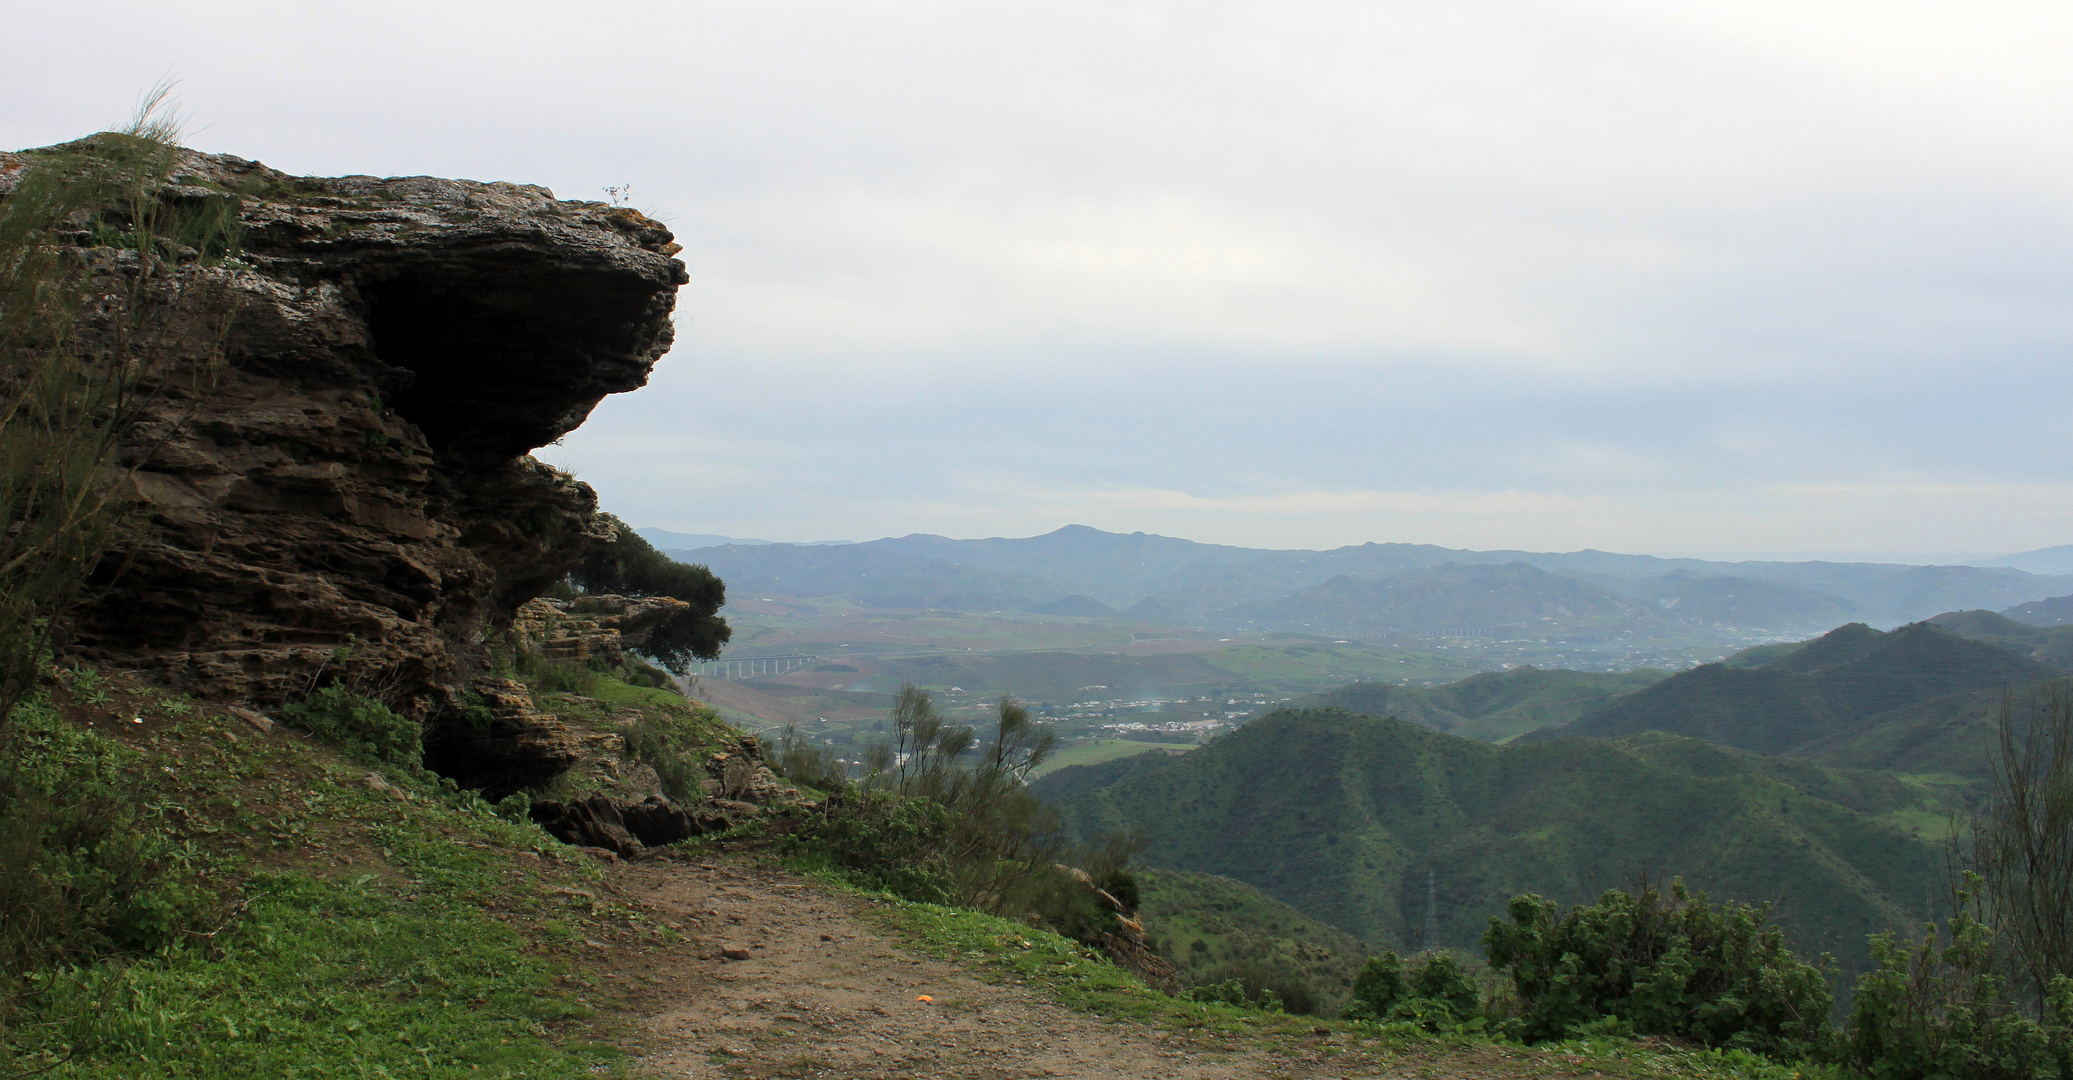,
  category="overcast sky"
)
[7,1,2070,557]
